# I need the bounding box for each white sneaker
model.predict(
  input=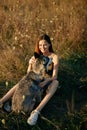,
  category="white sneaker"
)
[3,102,11,112]
[27,110,40,125]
